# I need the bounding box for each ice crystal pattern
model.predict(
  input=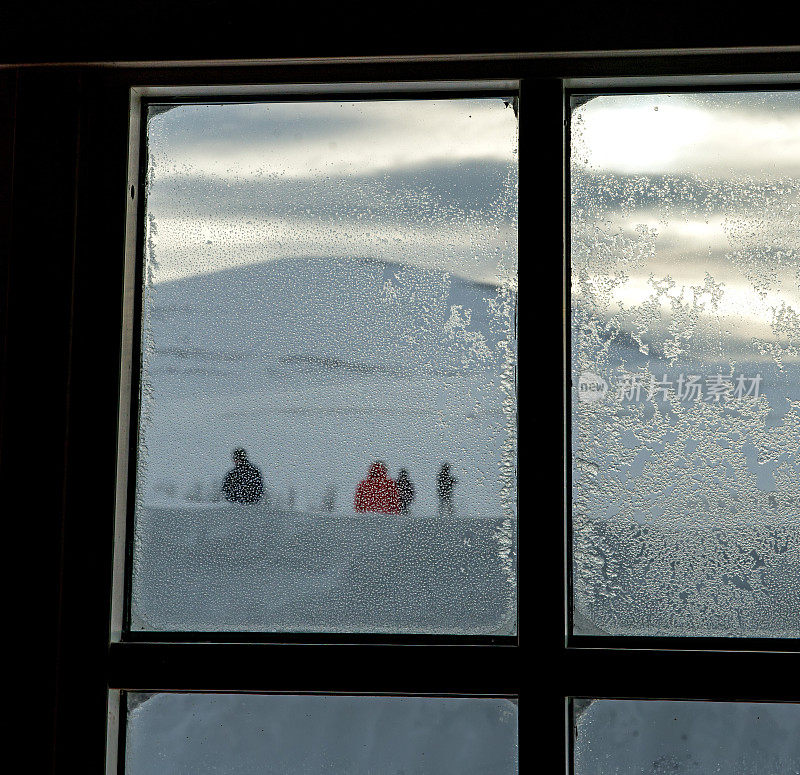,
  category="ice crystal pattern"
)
[571,92,800,637]
[131,98,519,634]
